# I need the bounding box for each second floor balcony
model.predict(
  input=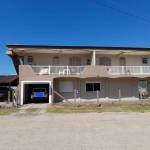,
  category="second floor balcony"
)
[32,65,85,75]
[106,66,150,75]
[31,65,150,76]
